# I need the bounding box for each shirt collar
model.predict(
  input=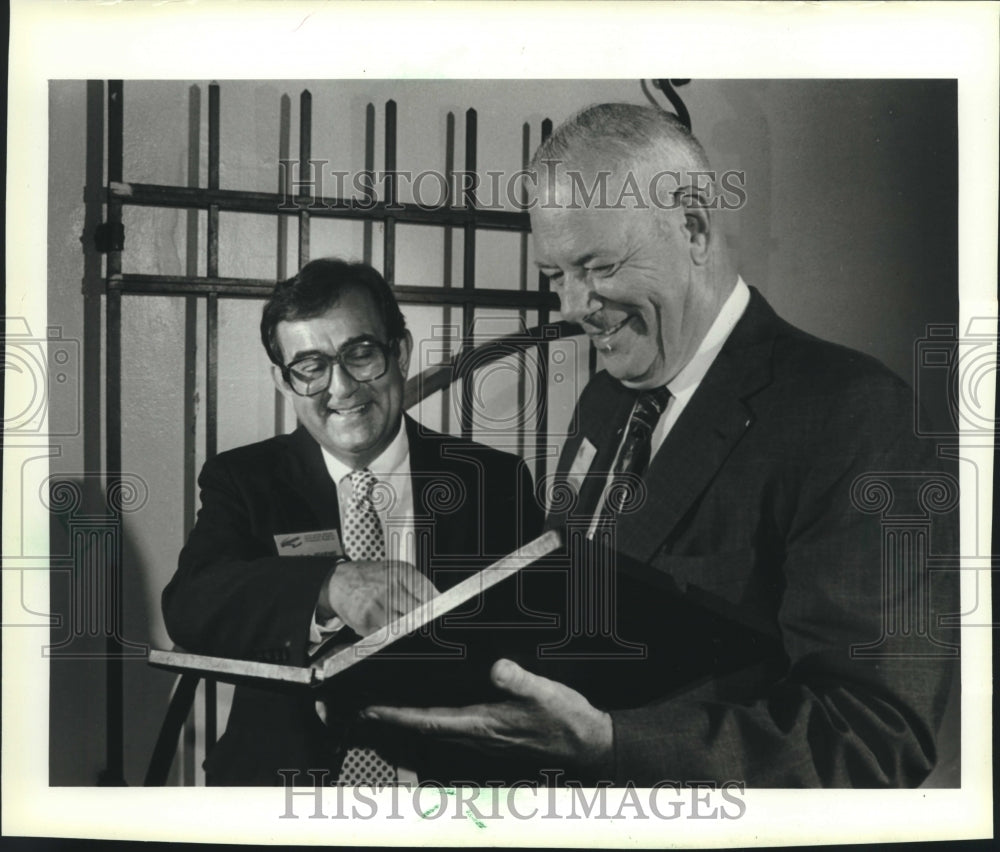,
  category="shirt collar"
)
[321,419,410,487]
[667,276,750,397]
